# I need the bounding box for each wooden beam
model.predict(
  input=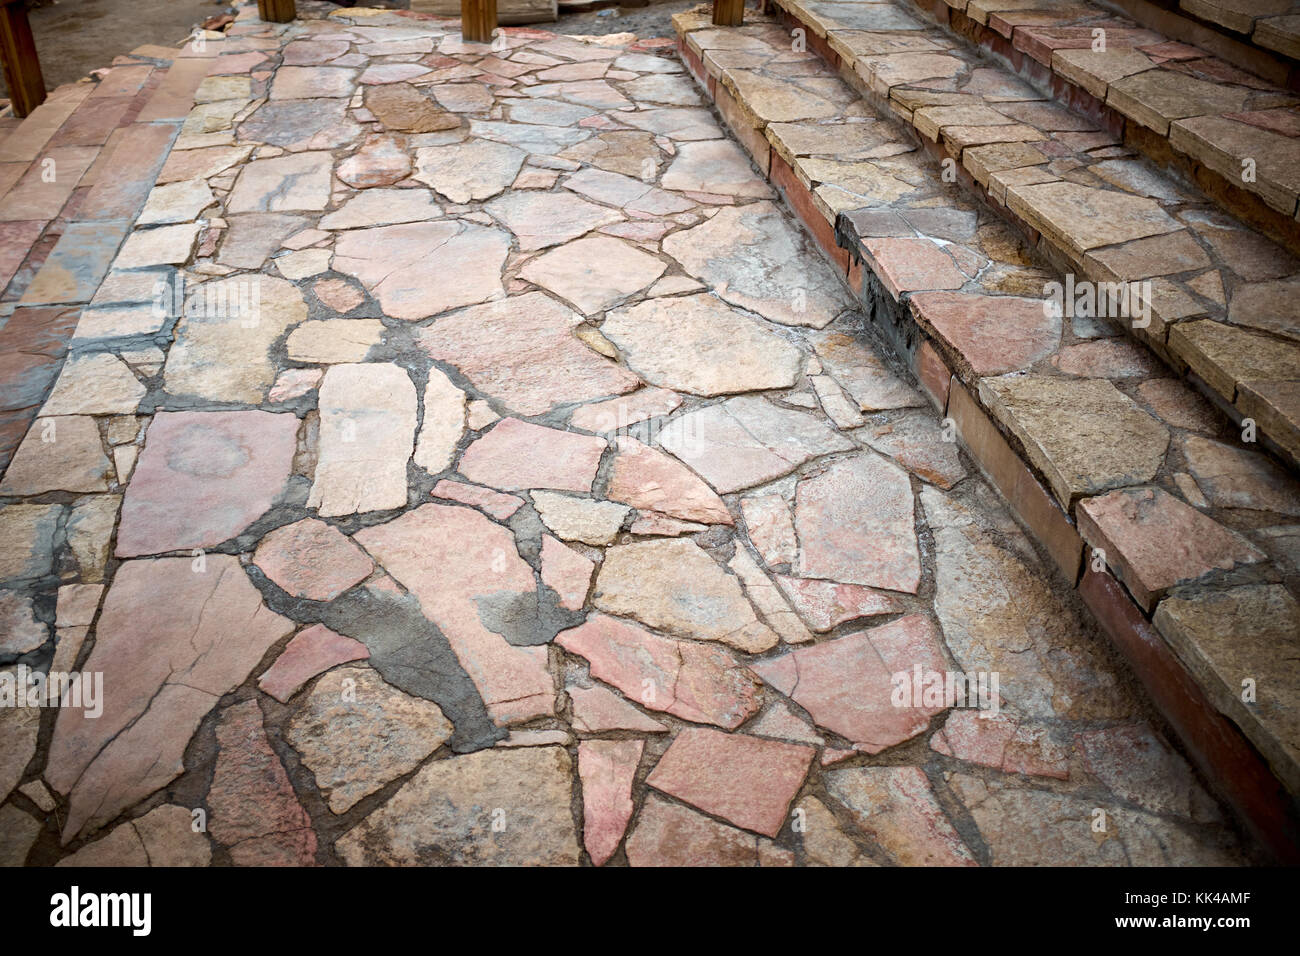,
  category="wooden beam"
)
[257,0,296,24]
[462,0,498,43]
[712,0,745,27]
[0,1,45,118]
